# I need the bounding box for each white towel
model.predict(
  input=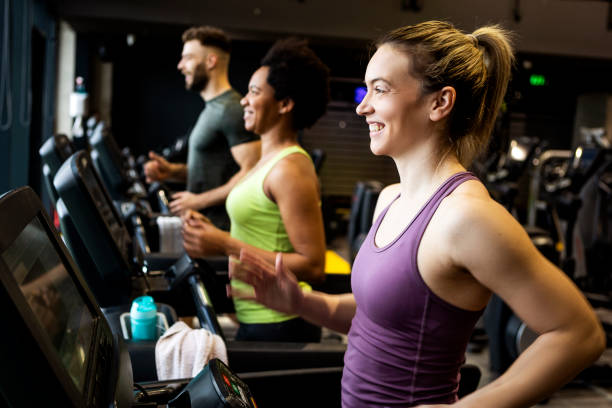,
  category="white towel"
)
[156,216,183,255]
[155,321,228,380]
